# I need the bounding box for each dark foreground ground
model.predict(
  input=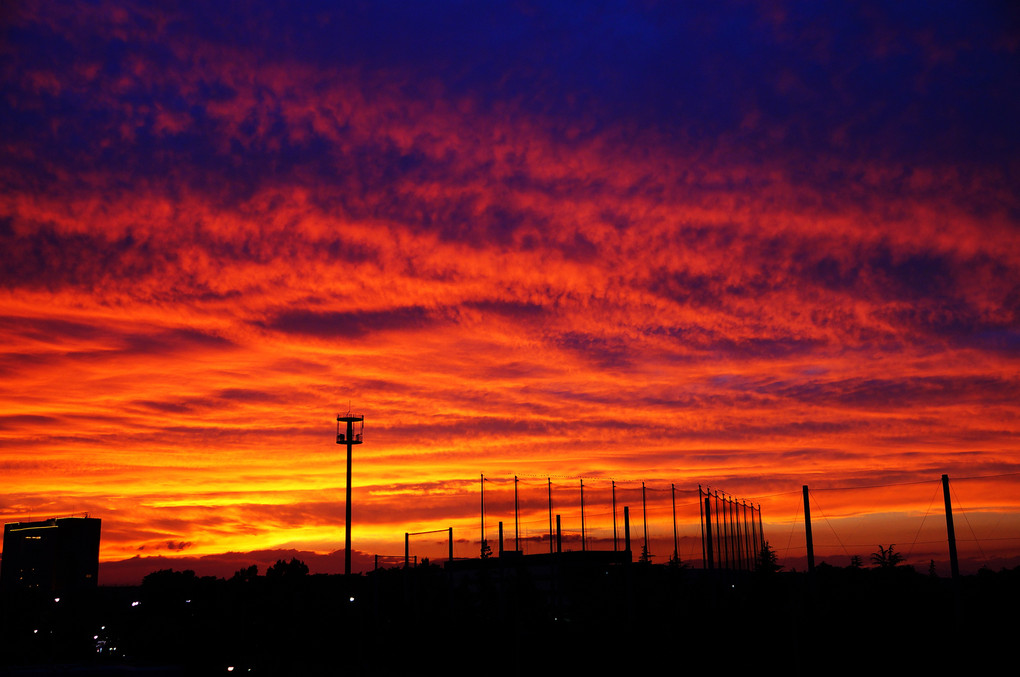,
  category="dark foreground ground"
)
[2,555,1018,675]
